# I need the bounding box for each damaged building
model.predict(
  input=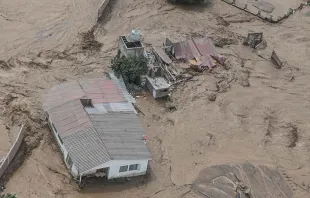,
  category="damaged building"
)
[43,78,152,182]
